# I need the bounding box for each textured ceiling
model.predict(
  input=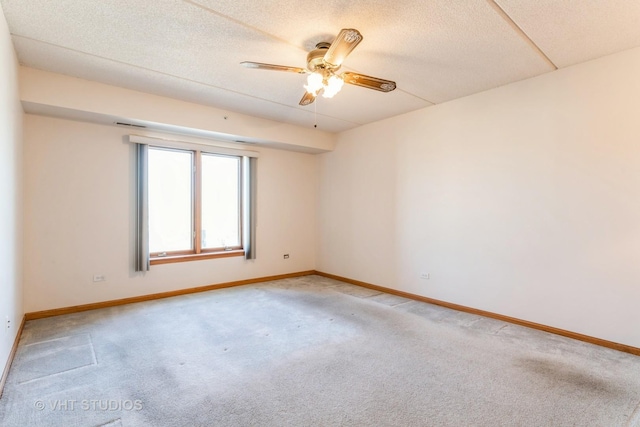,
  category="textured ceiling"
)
[2,0,640,133]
